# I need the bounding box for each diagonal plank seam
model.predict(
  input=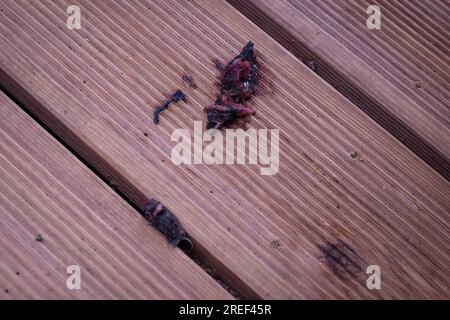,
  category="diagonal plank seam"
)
[227,0,450,182]
[0,84,247,300]
[0,0,448,299]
